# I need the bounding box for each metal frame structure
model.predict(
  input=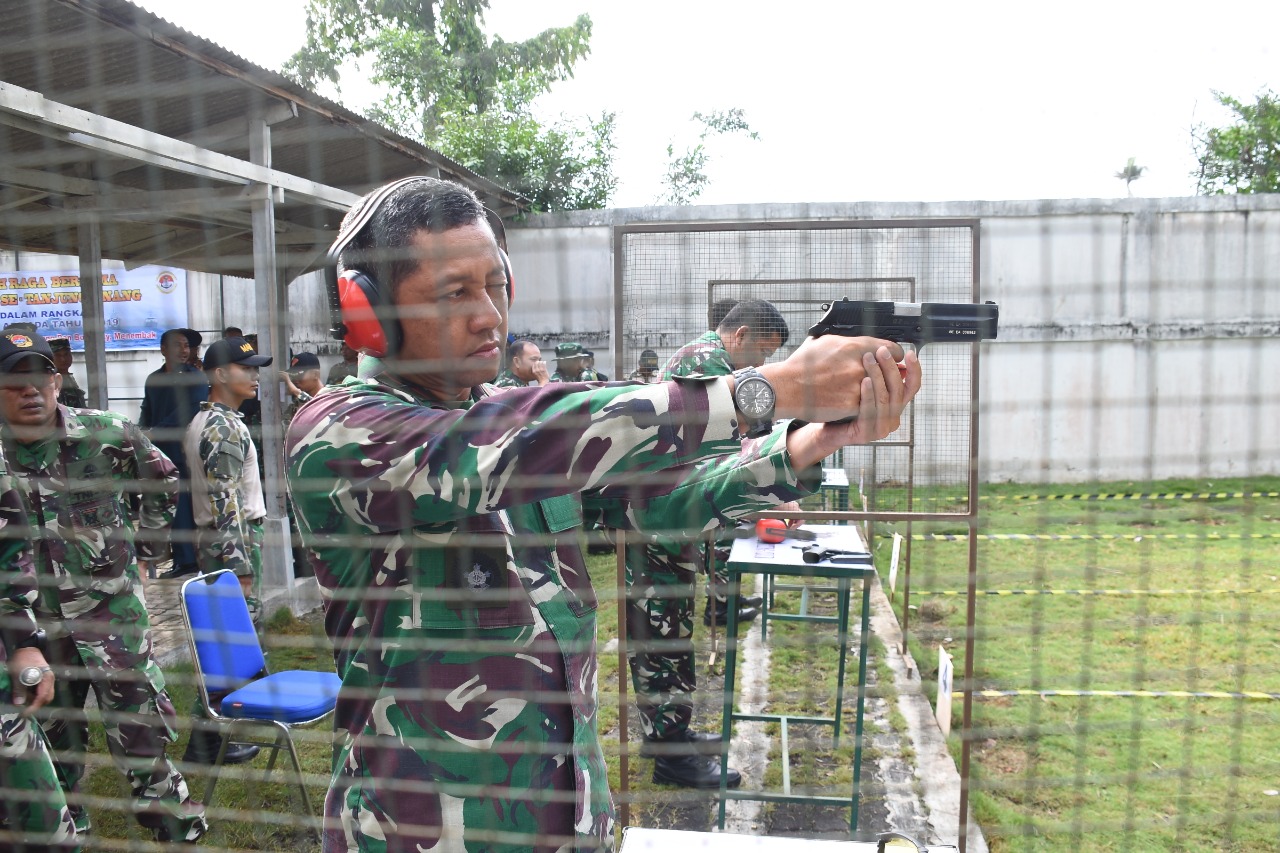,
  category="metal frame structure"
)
[0,0,527,604]
[612,217,985,849]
